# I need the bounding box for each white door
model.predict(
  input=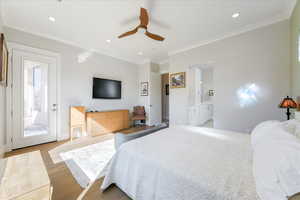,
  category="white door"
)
[149,71,162,126]
[11,49,58,149]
